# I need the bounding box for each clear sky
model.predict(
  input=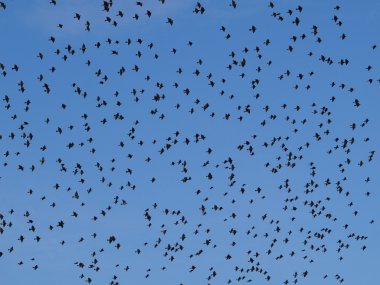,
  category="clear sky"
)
[0,1,379,285]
